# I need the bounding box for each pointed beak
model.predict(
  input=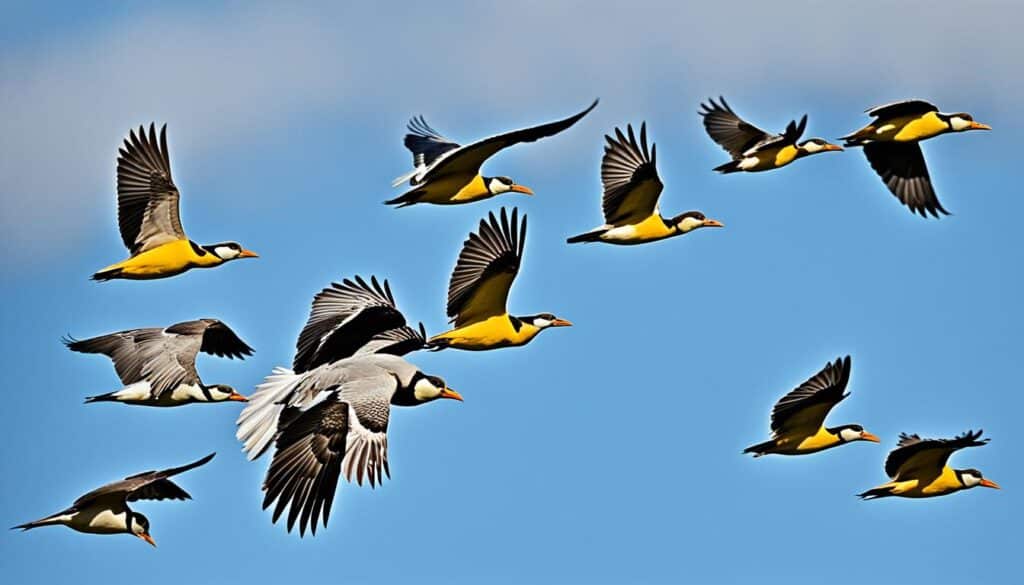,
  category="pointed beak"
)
[980,478,1001,489]
[550,318,573,327]
[139,532,156,547]
[702,219,725,228]
[969,121,992,131]
[823,144,844,152]
[228,392,249,402]
[439,388,464,402]
[239,249,259,258]
[860,432,881,443]
[510,185,534,195]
